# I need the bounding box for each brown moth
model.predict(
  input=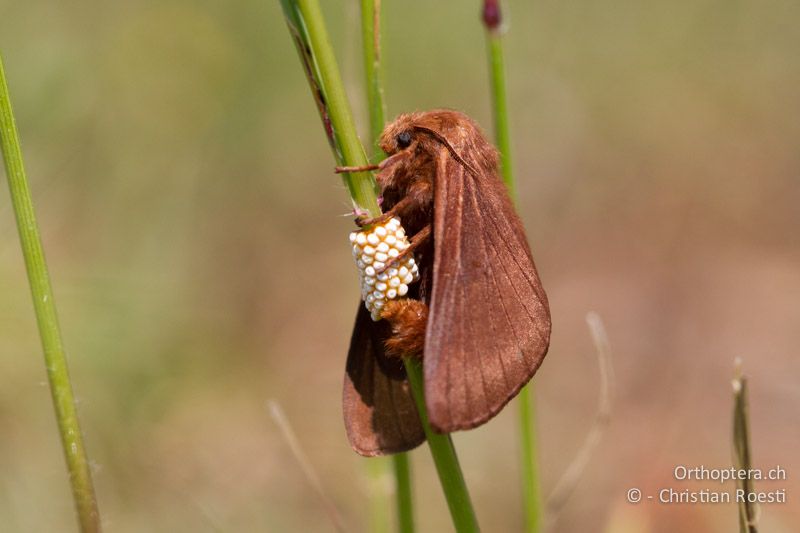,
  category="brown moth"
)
[340,110,551,456]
